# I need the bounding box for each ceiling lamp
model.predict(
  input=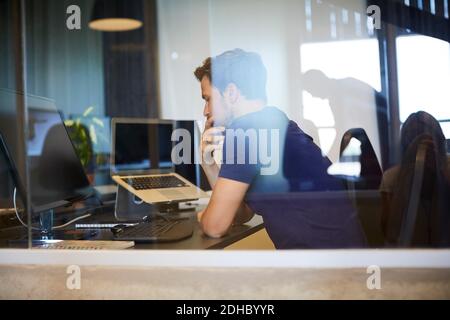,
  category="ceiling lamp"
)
[89,0,143,32]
